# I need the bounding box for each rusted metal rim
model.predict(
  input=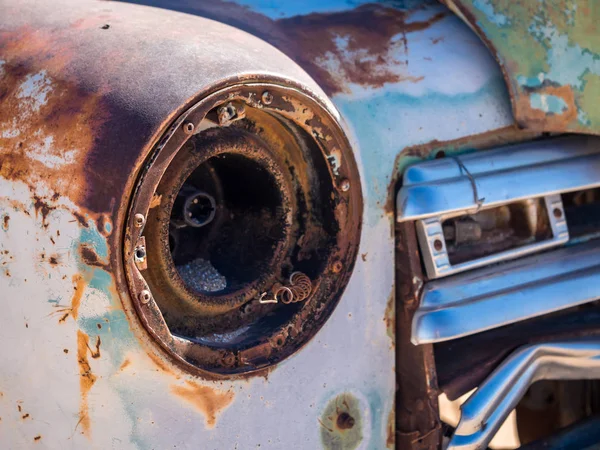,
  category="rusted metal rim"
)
[123,82,362,376]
